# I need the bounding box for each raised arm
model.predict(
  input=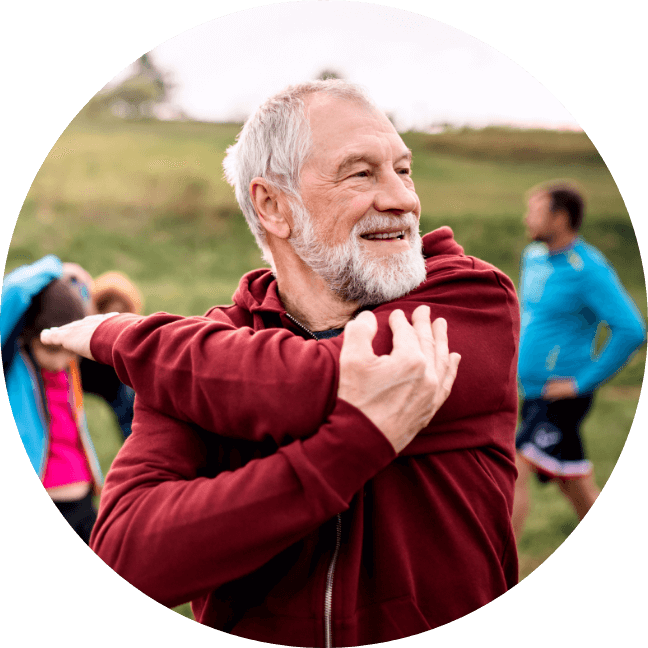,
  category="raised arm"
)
[42,304,460,450]
[43,310,342,444]
[42,254,517,458]
[106,312,341,444]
